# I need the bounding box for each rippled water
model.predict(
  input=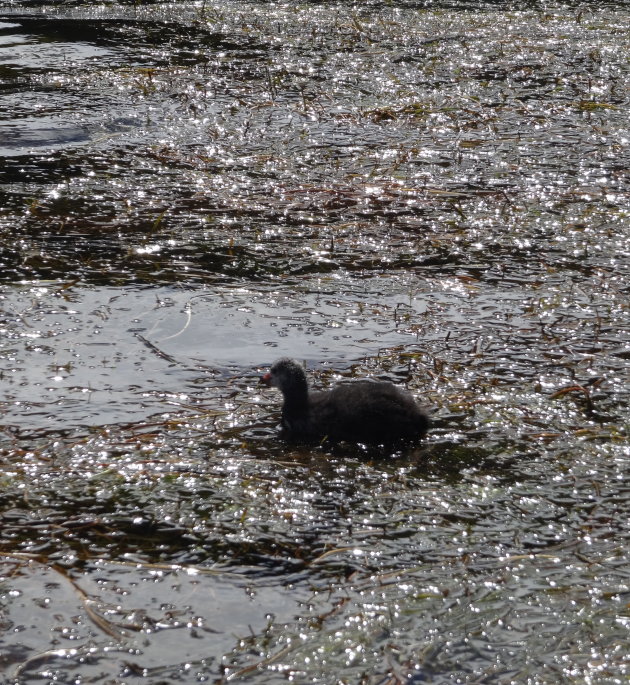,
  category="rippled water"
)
[1,1,629,683]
